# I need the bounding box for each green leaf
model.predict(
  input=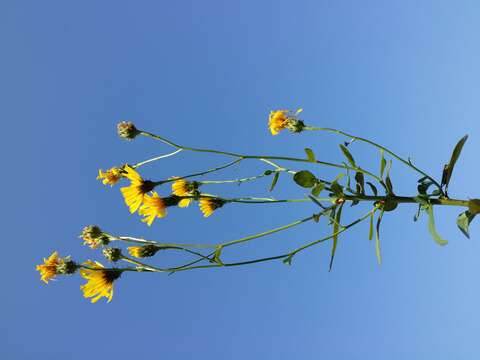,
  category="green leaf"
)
[417,181,433,195]
[457,211,476,239]
[329,203,344,271]
[293,170,317,188]
[366,182,378,196]
[375,209,385,265]
[441,135,468,191]
[269,172,280,192]
[311,182,325,197]
[426,205,448,246]
[355,172,365,195]
[213,245,224,265]
[369,212,374,241]
[385,176,394,195]
[380,149,386,178]
[413,204,422,222]
[340,144,356,167]
[304,148,316,163]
